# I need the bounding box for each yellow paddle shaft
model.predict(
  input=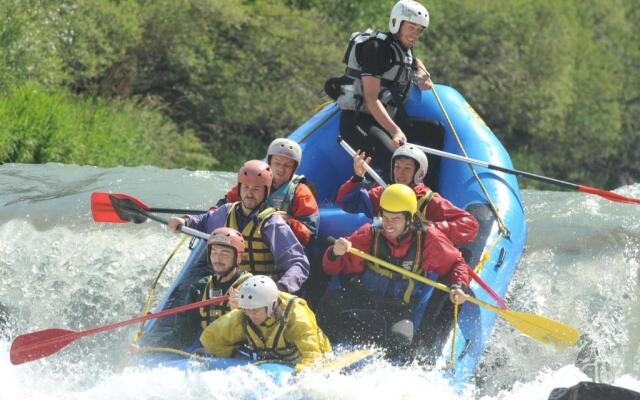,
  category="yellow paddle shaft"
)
[346,246,580,347]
